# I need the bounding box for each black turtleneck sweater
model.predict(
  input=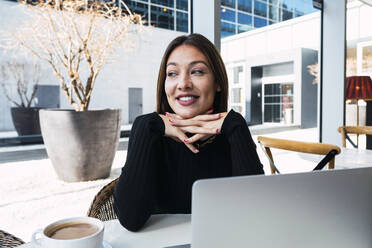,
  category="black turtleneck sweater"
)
[113,110,264,231]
